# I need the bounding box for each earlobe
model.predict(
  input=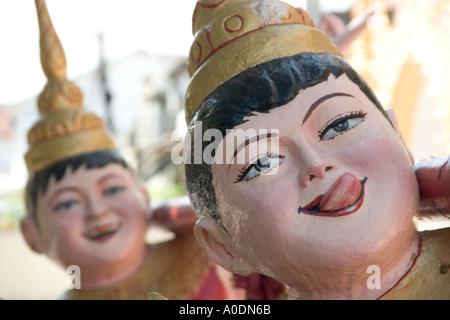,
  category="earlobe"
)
[194,215,255,276]
[20,216,44,254]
